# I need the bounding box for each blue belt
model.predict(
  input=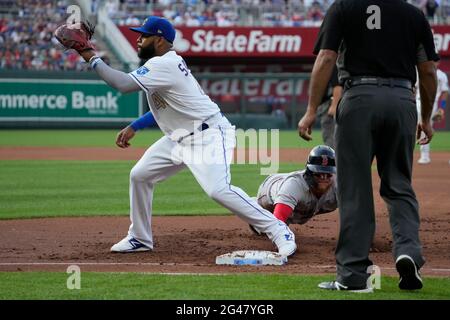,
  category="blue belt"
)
[177,122,209,143]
